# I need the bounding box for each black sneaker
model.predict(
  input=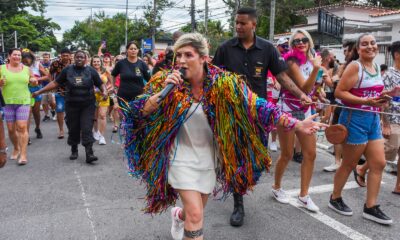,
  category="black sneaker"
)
[42,115,50,122]
[363,204,393,225]
[35,128,43,139]
[293,152,303,163]
[328,195,353,216]
[51,110,56,118]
